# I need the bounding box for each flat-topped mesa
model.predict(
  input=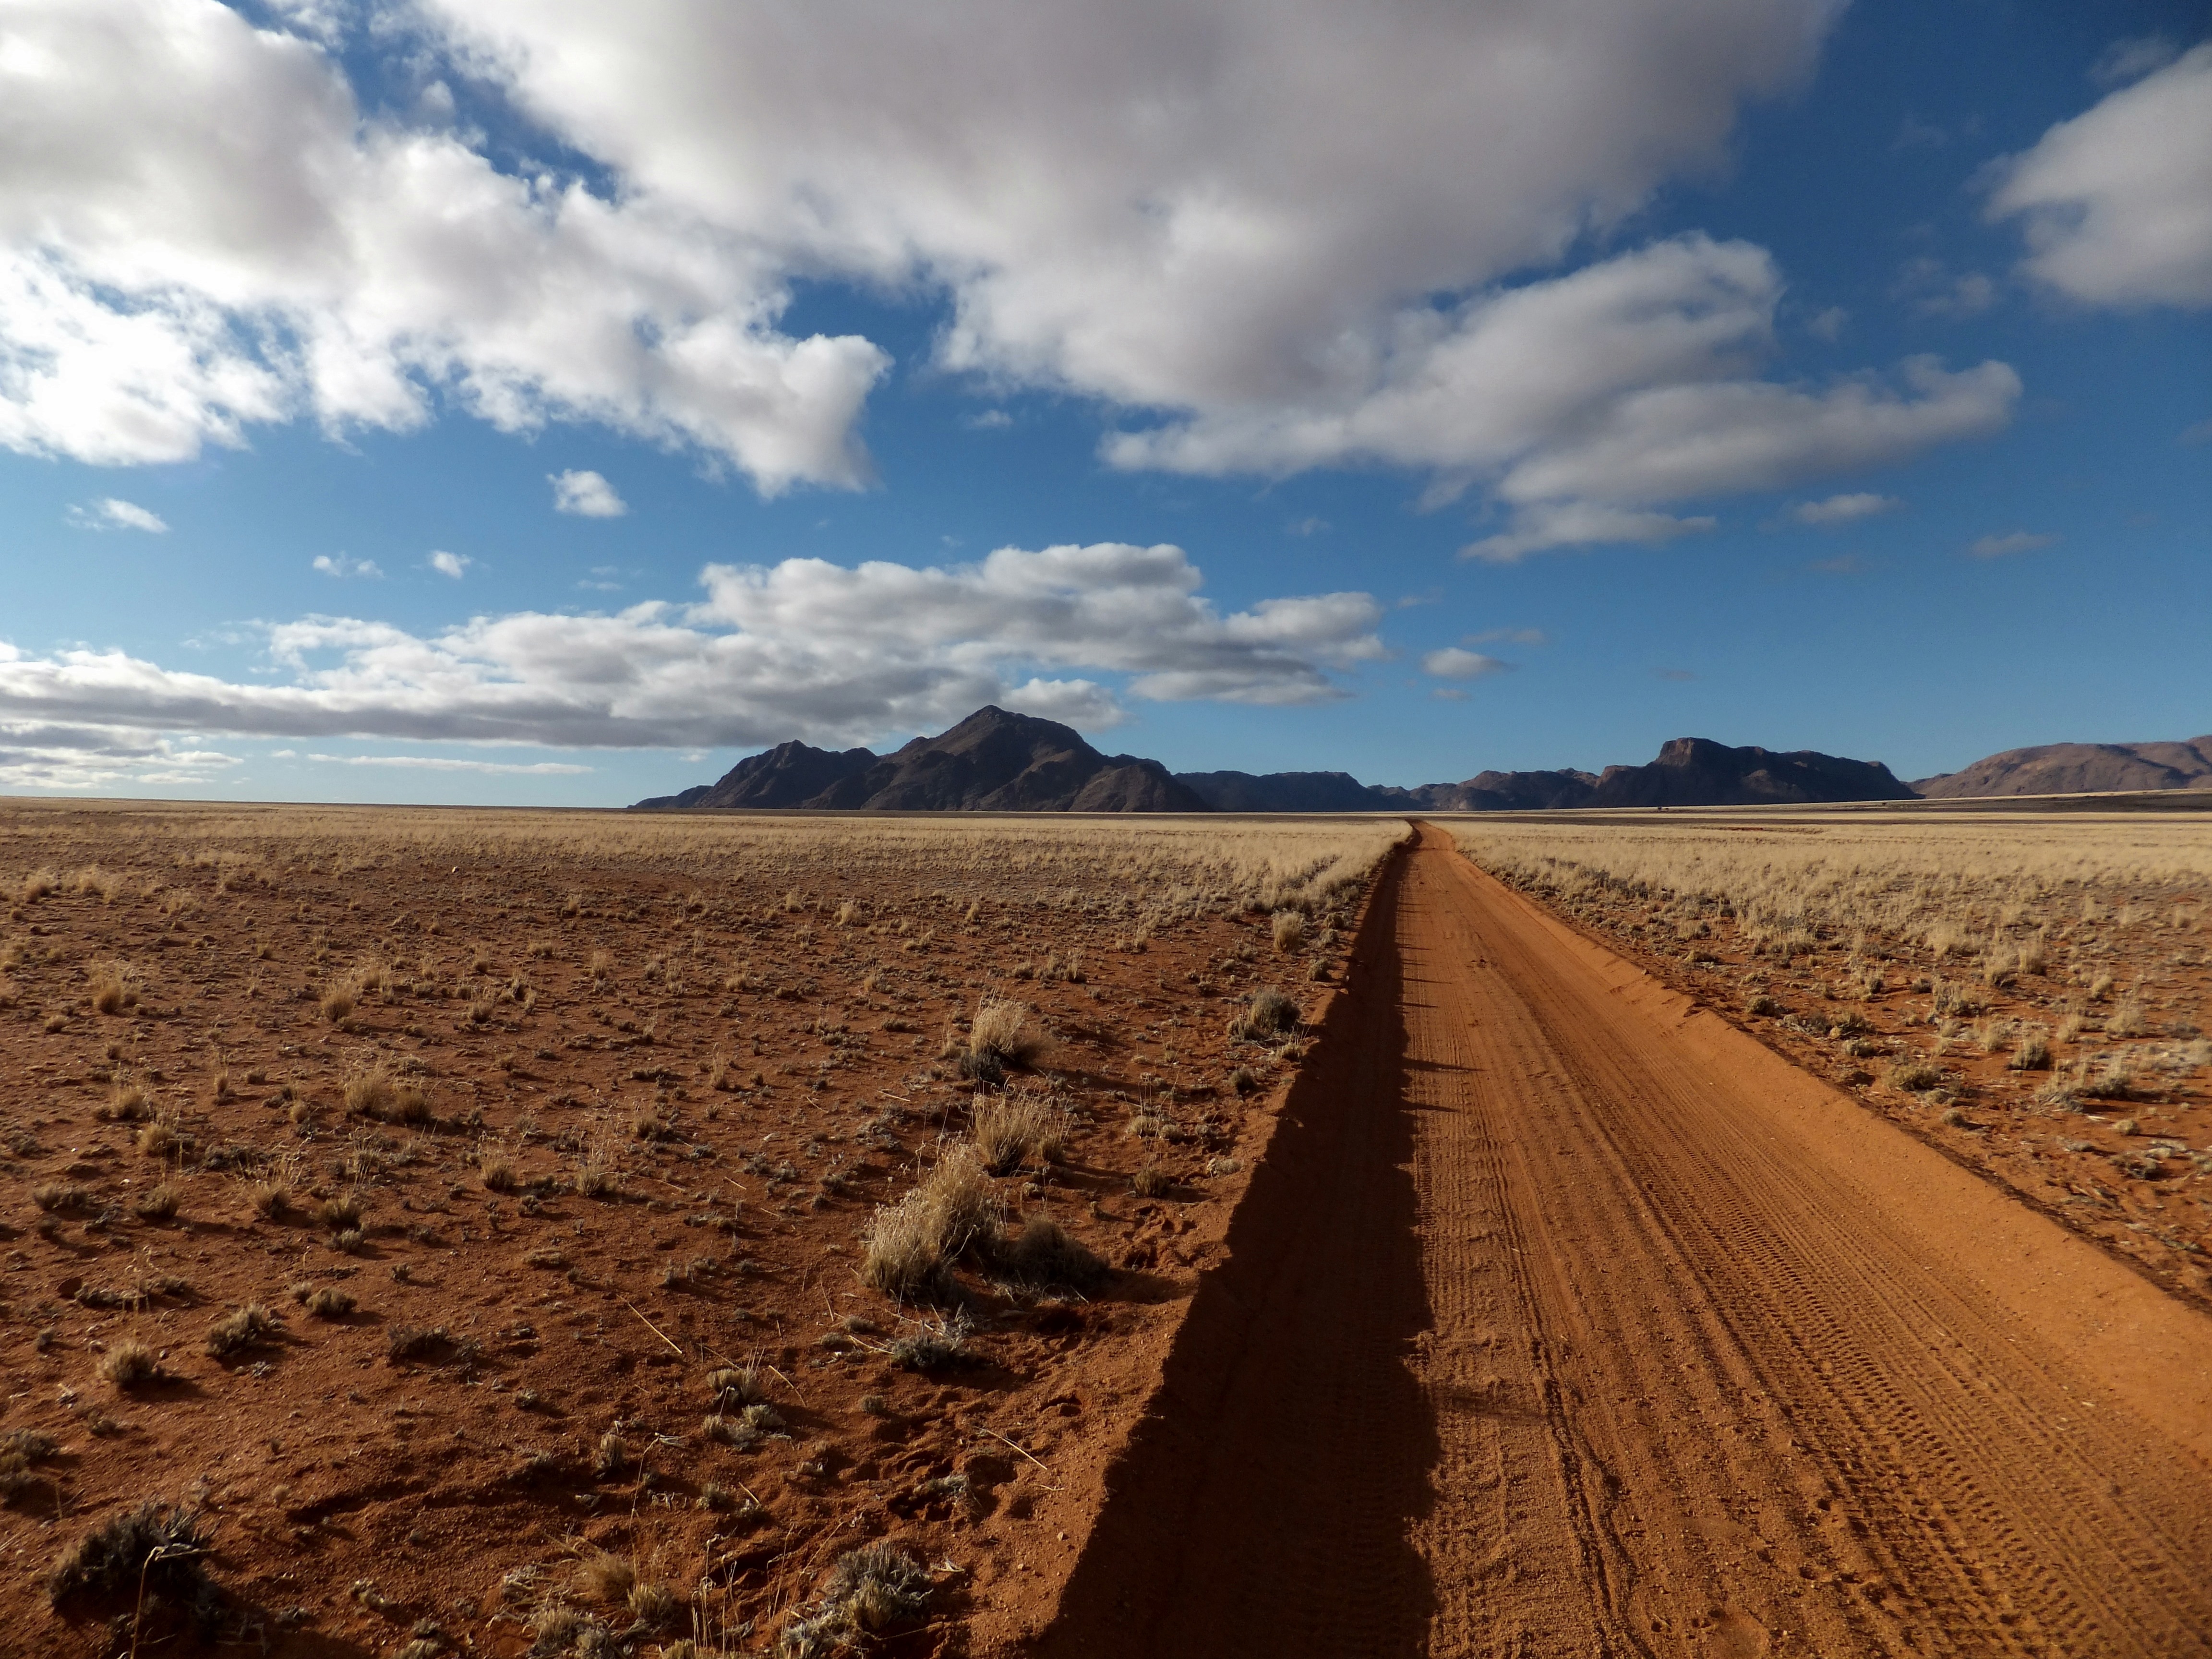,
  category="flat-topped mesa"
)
[1586,737,1918,807]
[631,706,1210,813]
